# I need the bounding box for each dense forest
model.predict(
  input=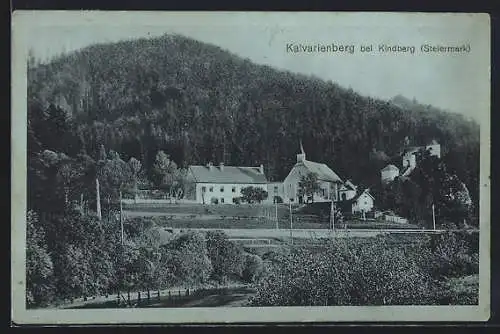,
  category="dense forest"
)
[27,33,480,215]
